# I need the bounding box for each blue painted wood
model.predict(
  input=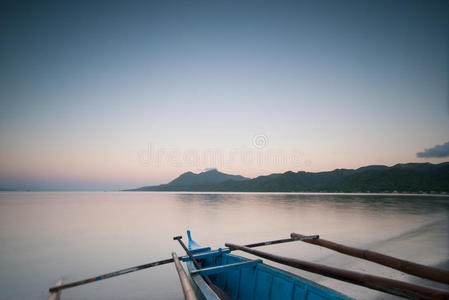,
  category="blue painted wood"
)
[191,260,262,276]
[186,260,221,300]
[181,248,231,262]
[185,231,353,300]
[189,247,211,254]
[187,230,201,250]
